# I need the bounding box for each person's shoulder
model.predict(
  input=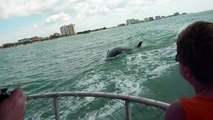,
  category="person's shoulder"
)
[164,100,185,120]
